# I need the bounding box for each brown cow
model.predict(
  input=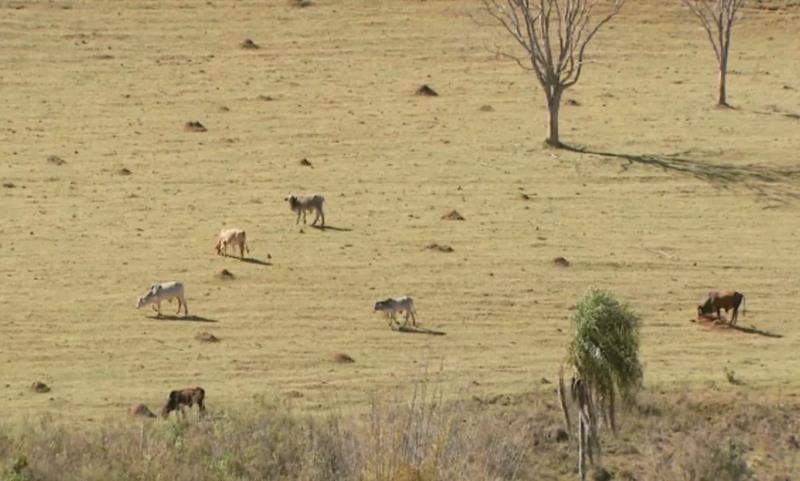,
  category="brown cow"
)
[697,290,746,326]
[161,387,206,418]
